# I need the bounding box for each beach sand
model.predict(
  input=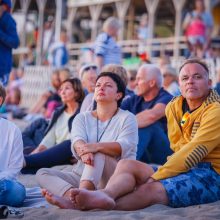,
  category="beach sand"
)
[16,172,220,220]
[10,201,220,220]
